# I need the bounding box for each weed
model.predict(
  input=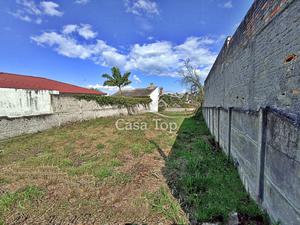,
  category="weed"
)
[110,159,122,167]
[112,172,132,184]
[0,178,10,184]
[96,143,105,150]
[131,143,143,157]
[0,186,44,217]
[94,167,113,180]
[61,158,73,167]
[144,141,157,154]
[145,186,188,225]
